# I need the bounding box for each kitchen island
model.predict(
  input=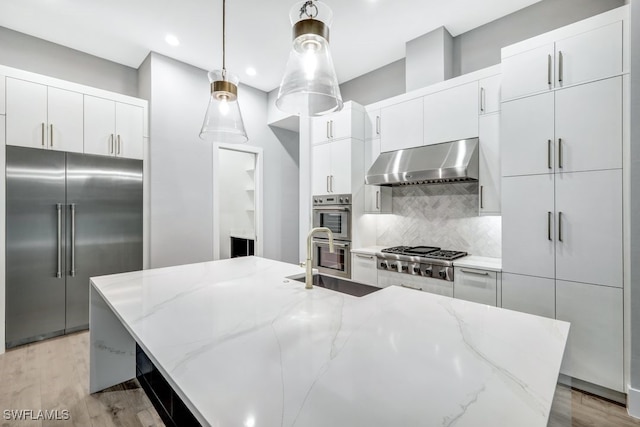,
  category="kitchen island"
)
[90,256,569,427]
